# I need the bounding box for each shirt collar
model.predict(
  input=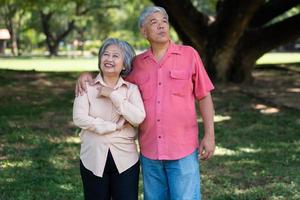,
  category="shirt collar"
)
[94,73,129,89]
[142,40,181,60]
